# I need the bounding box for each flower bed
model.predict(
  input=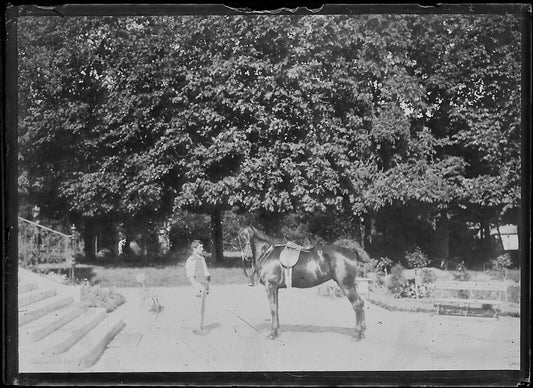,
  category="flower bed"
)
[366,289,435,313]
[366,288,520,317]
